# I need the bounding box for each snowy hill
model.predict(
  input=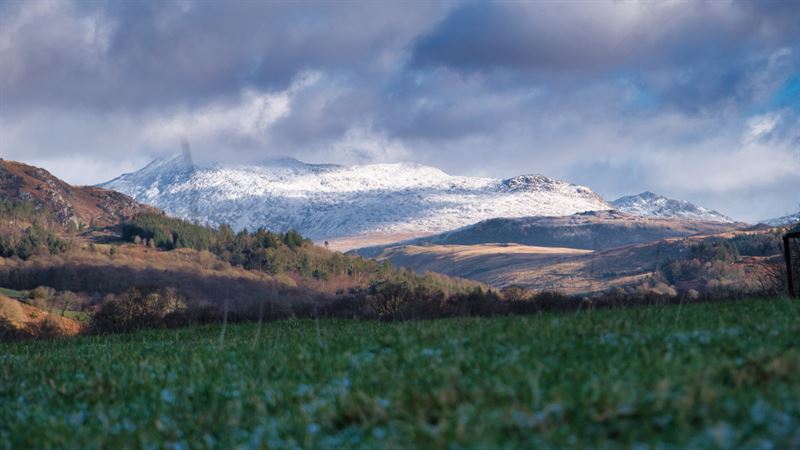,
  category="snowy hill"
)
[761,211,800,227]
[99,155,611,245]
[611,192,734,223]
